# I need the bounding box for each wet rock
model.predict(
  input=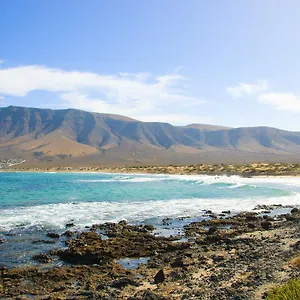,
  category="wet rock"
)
[66,223,75,228]
[32,239,56,244]
[144,224,155,231]
[5,232,16,236]
[0,238,5,244]
[46,232,60,239]
[63,230,75,237]
[32,253,53,263]
[56,229,189,265]
[291,207,299,214]
[244,212,259,221]
[154,269,165,284]
[162,218,172,226]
